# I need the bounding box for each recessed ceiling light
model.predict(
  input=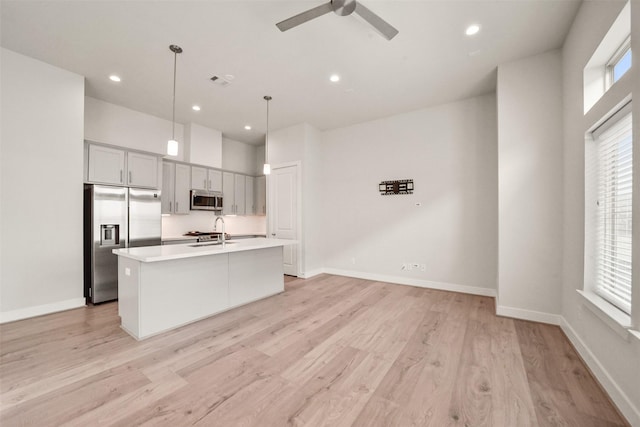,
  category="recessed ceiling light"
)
[244,125,252,130]
[330,74,340,83]
[192,105,201,111]
[465,24,480,36]
[109,75,121,82]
